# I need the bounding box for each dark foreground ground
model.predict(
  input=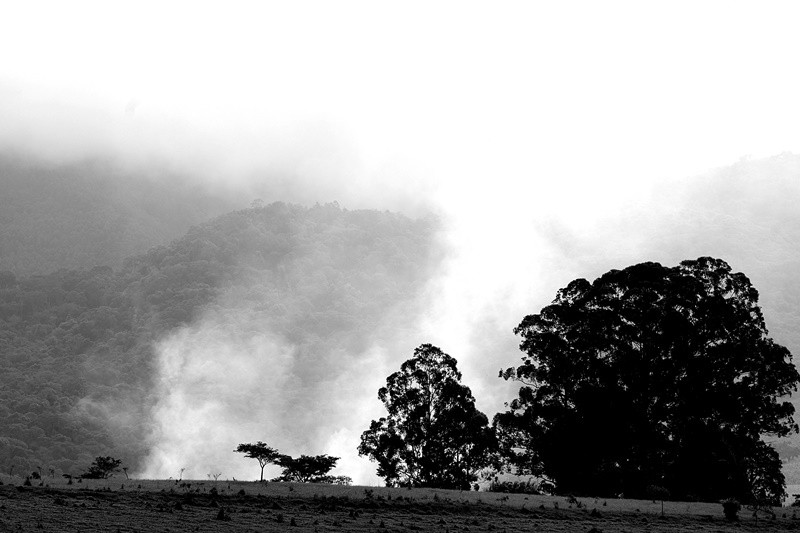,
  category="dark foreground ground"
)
[2,478,800,532]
